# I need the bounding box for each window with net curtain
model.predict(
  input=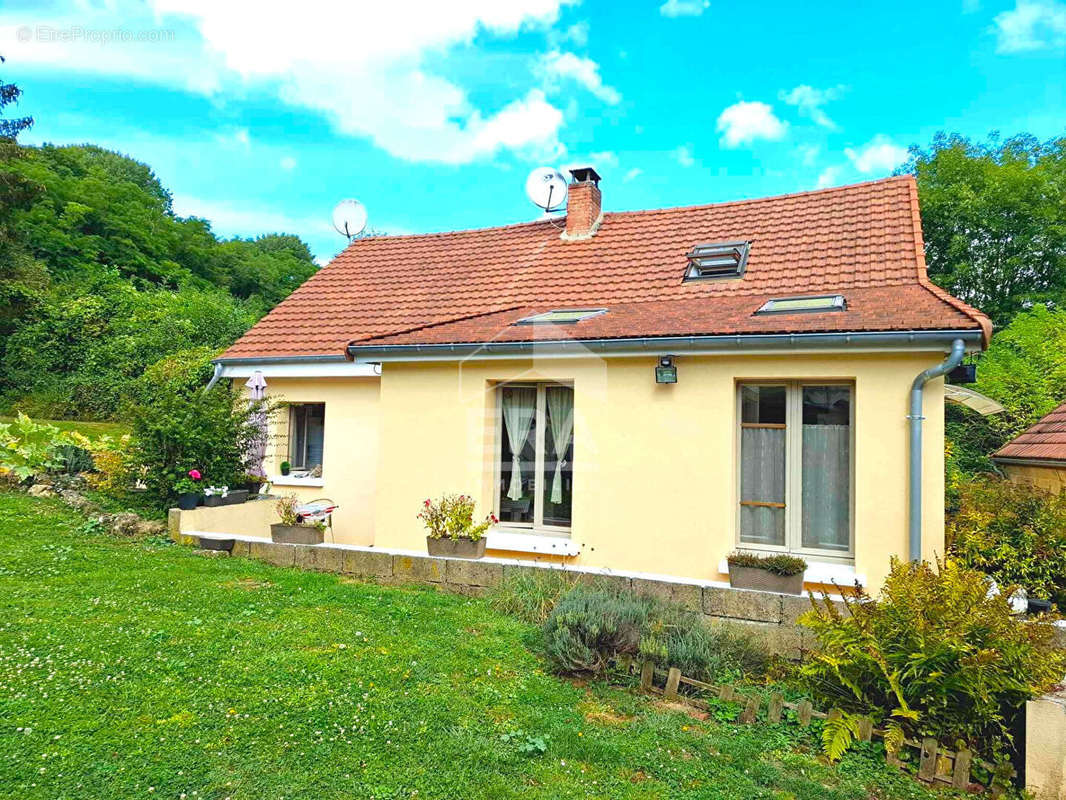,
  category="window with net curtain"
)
[497,384,574,530]
[739,384,851,555]
[288,403,325,473]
